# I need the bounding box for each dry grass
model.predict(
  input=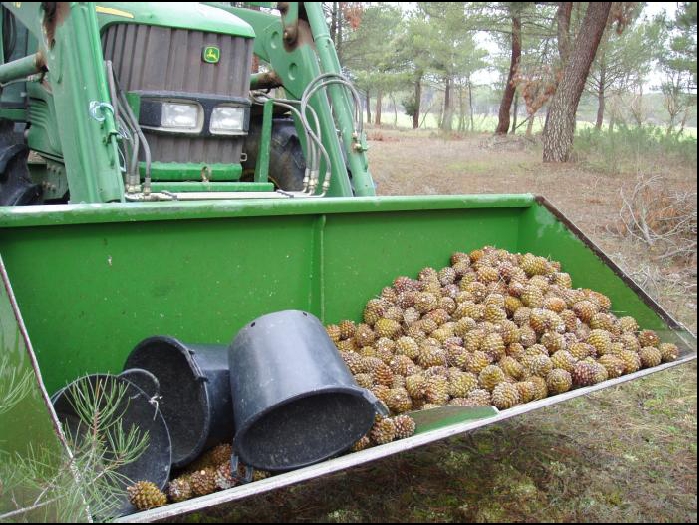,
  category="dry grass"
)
[175,128,697,524]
